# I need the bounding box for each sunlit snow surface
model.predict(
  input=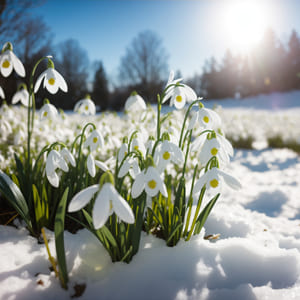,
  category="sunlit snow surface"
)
[1,91,300,300]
